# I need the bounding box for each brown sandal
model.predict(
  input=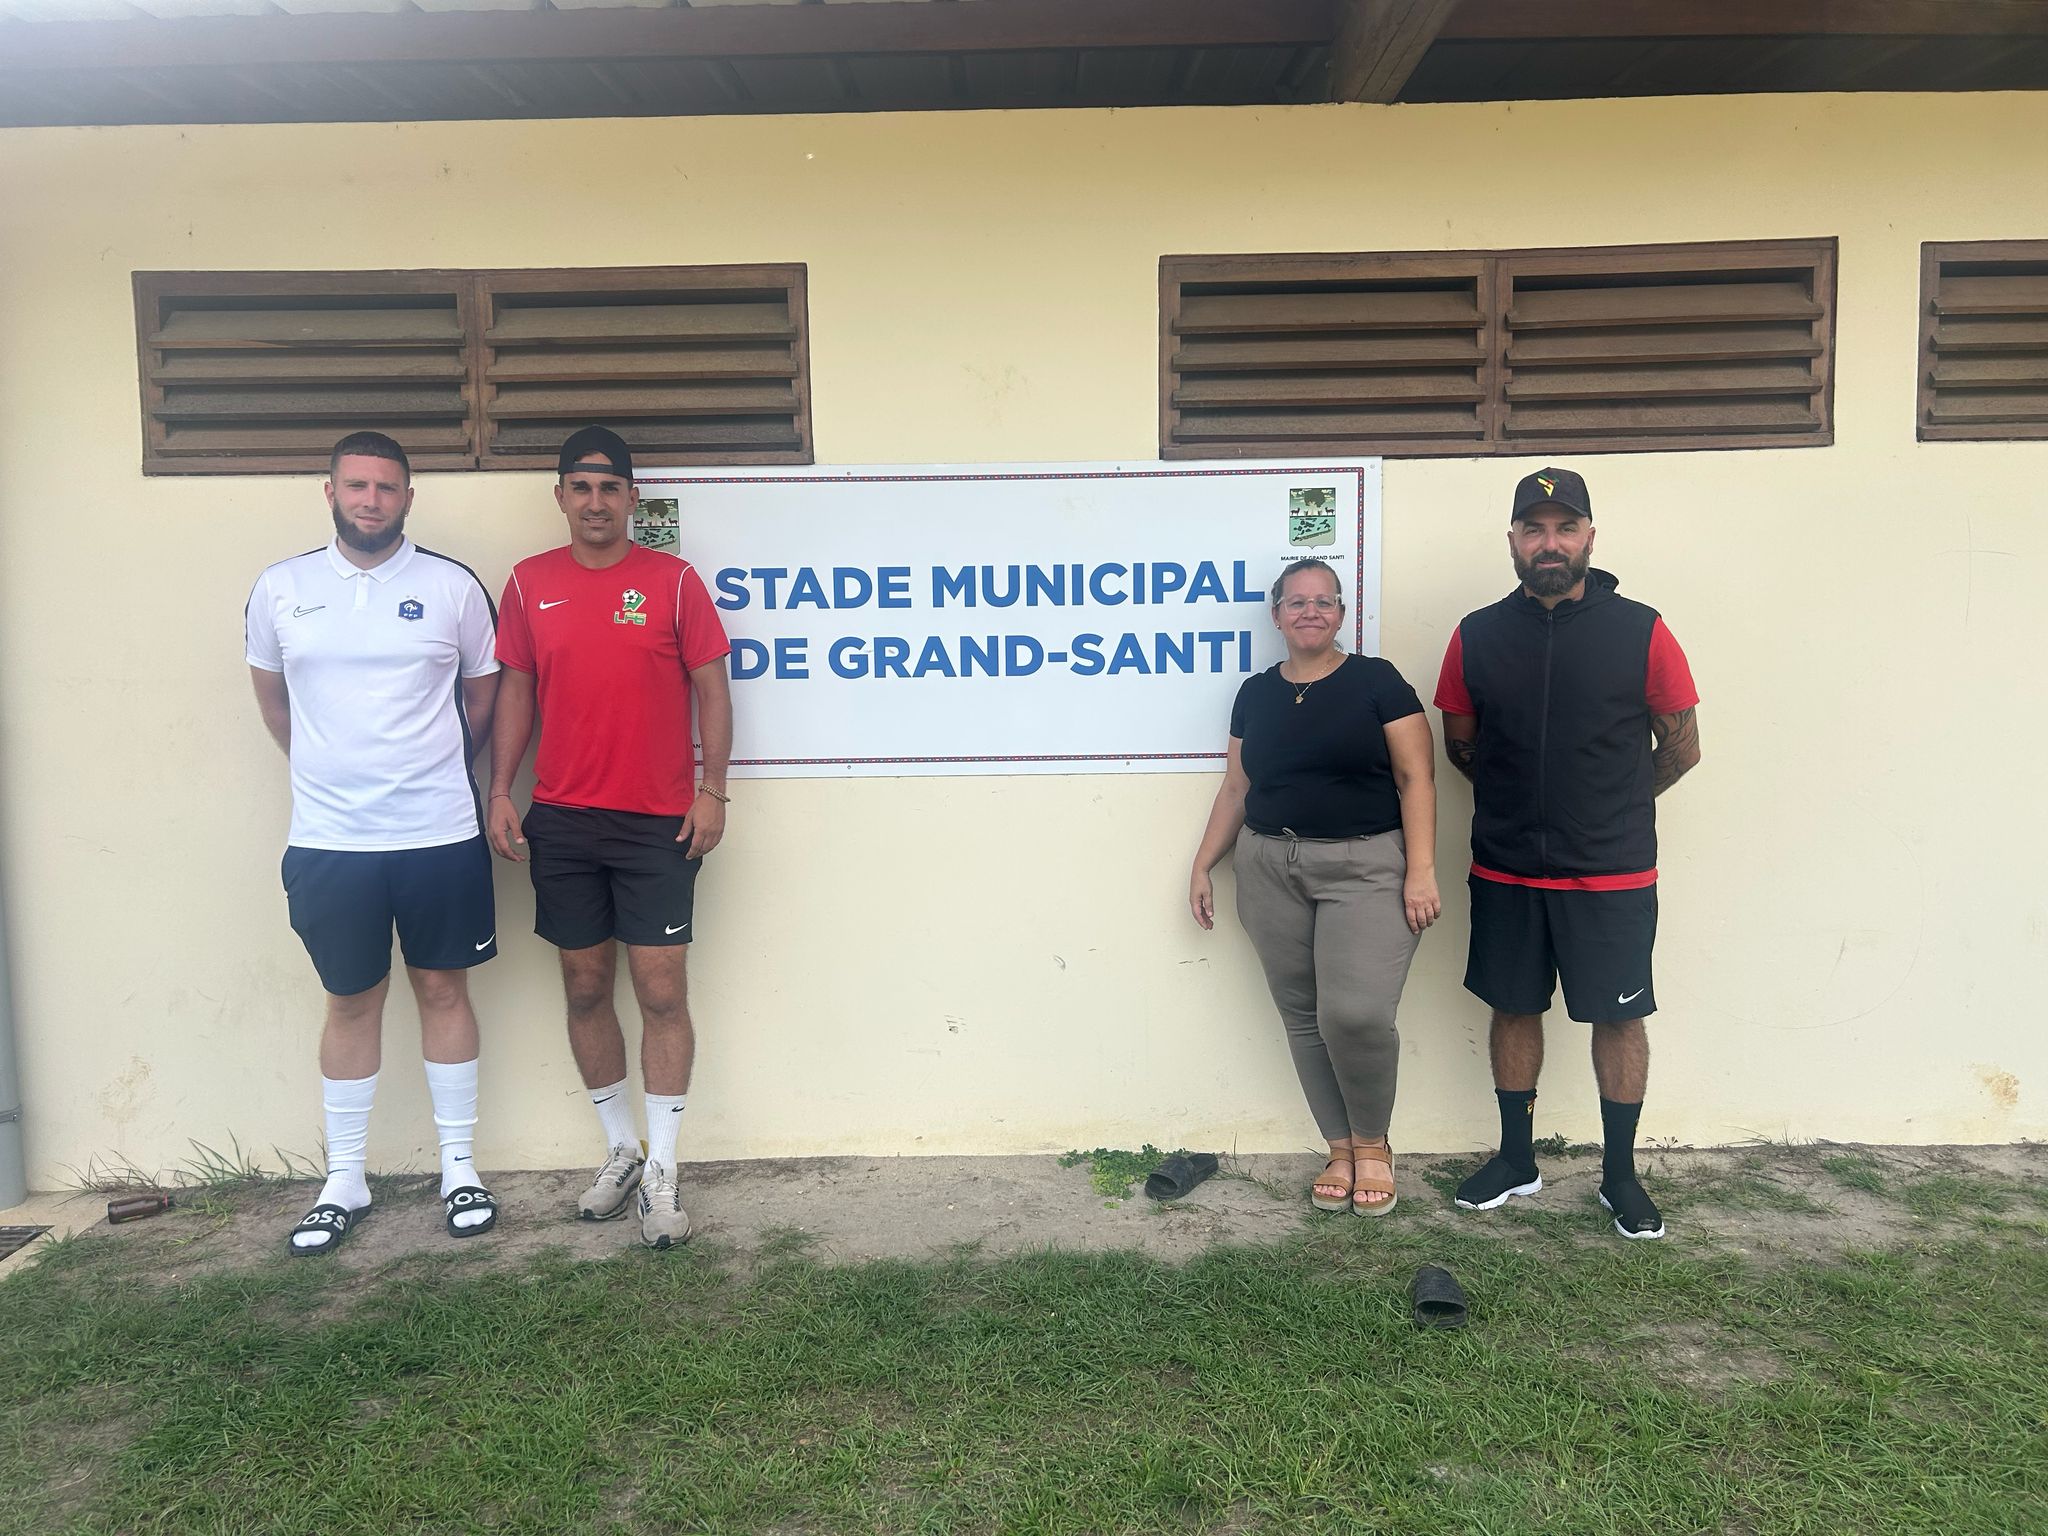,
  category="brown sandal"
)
[1311,1150,1355,1213]
[1352,1138,1398,1218]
